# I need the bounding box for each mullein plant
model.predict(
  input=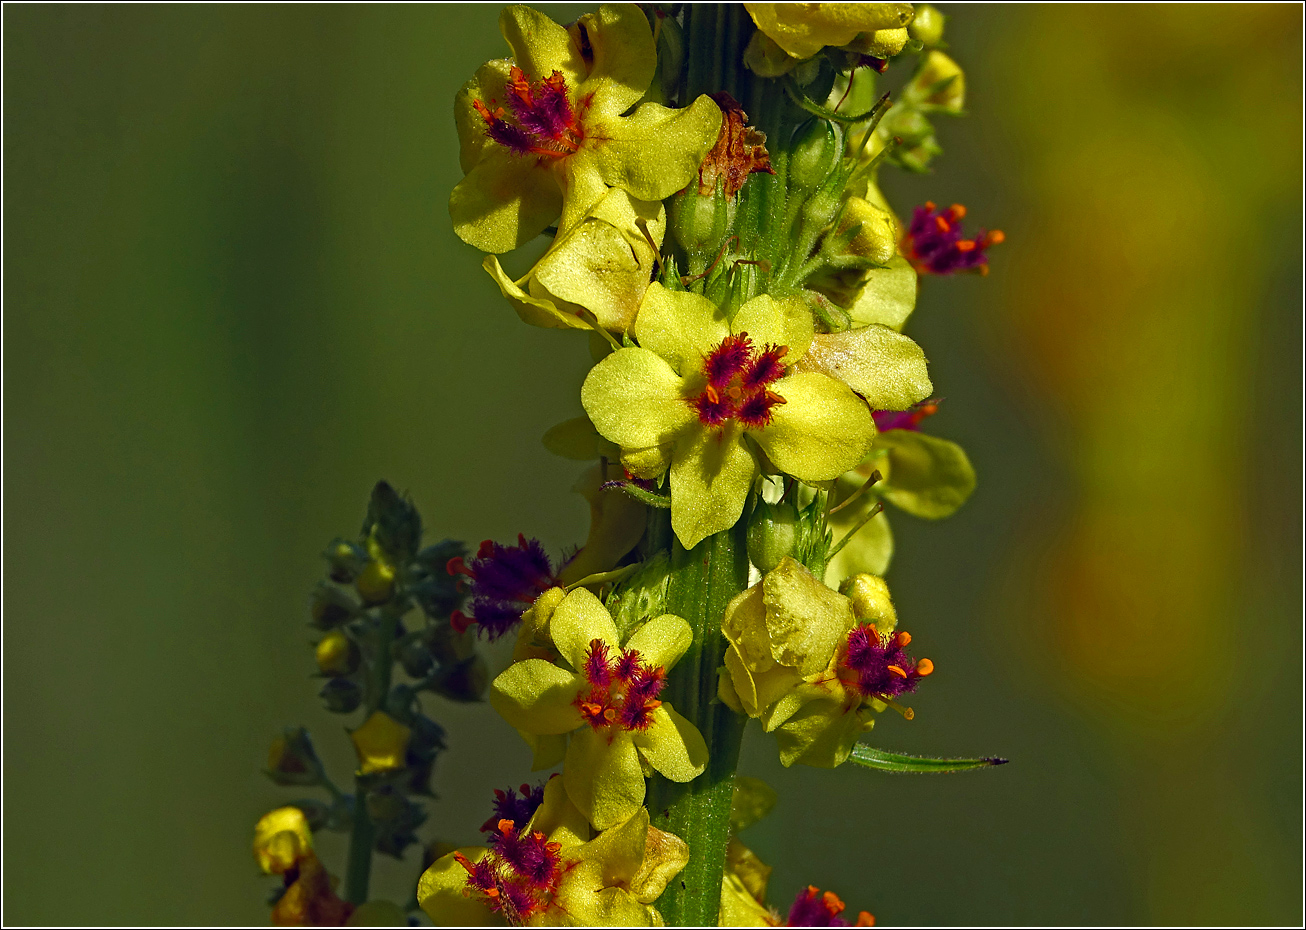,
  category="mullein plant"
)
[253,3,1006,926]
